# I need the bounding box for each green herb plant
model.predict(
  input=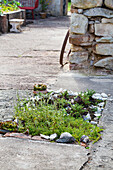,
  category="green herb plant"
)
[0,89,103,144]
